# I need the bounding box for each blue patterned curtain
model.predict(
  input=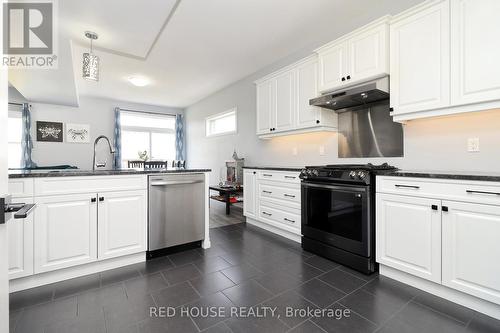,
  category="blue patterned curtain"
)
[20,103,37,169]
[175,114,185,161]
[113,107,122,168]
